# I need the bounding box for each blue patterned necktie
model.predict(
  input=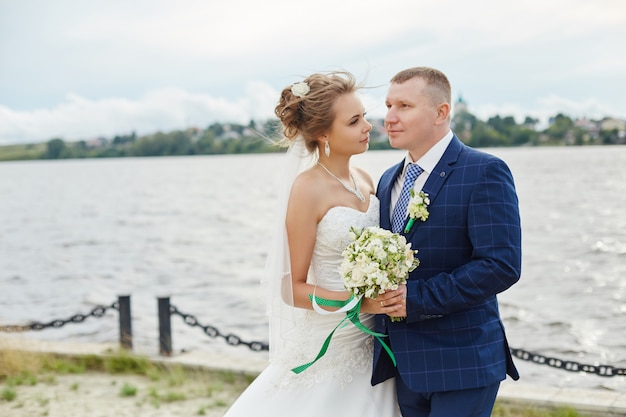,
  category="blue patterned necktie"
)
[392,164,424,233]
